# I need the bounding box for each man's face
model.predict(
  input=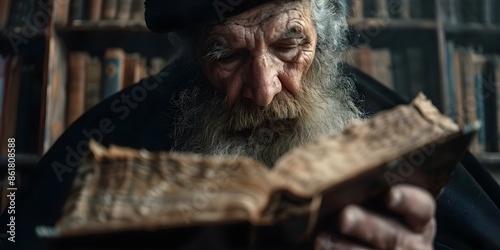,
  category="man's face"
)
[199,0,317,108]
